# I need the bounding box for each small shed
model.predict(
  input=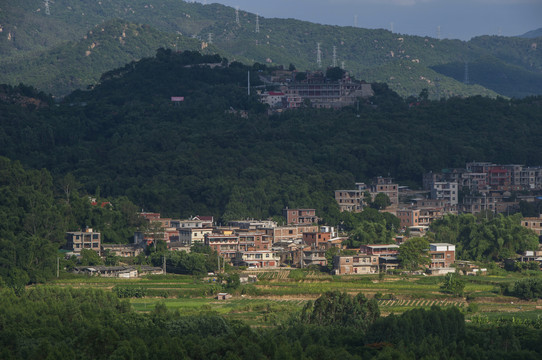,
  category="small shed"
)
[217,293,232,300]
